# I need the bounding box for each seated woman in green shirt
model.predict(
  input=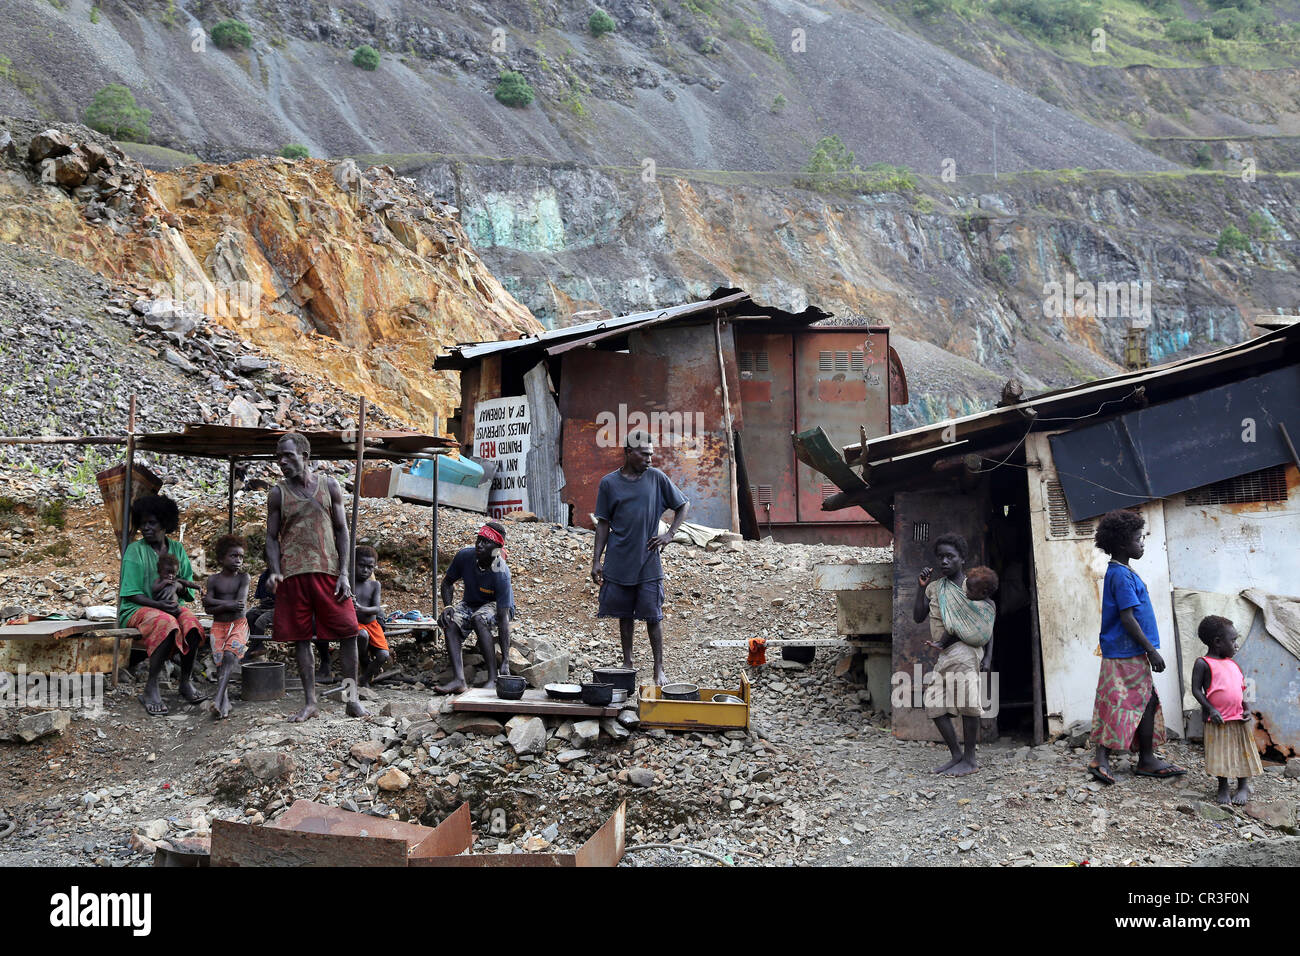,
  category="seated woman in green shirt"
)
[118,495,207,716]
